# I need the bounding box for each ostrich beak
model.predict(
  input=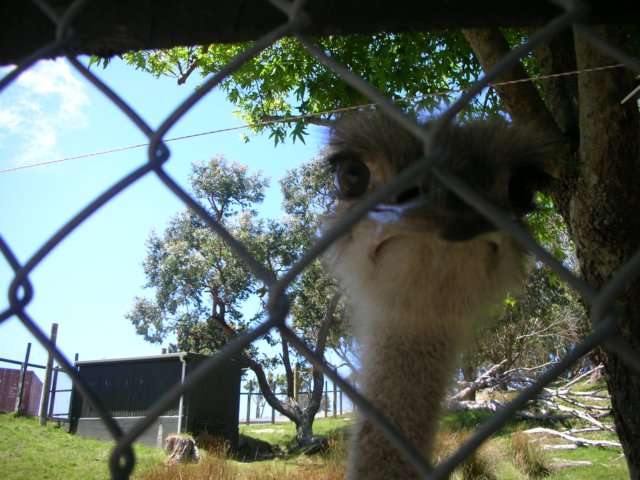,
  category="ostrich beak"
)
[367,194,499,260]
